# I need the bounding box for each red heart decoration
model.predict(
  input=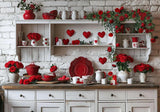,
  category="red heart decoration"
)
[83,31,91,38]
[72,40,80,45]
[99,57,107,64]
[55,37,59,44]
[98,31,105,38]
[66,29,75,37]
[62,39,69,45]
